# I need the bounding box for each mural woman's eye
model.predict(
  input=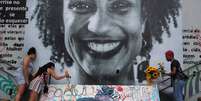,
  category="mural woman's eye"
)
[109,0,133,15]
[68,0,96,14]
